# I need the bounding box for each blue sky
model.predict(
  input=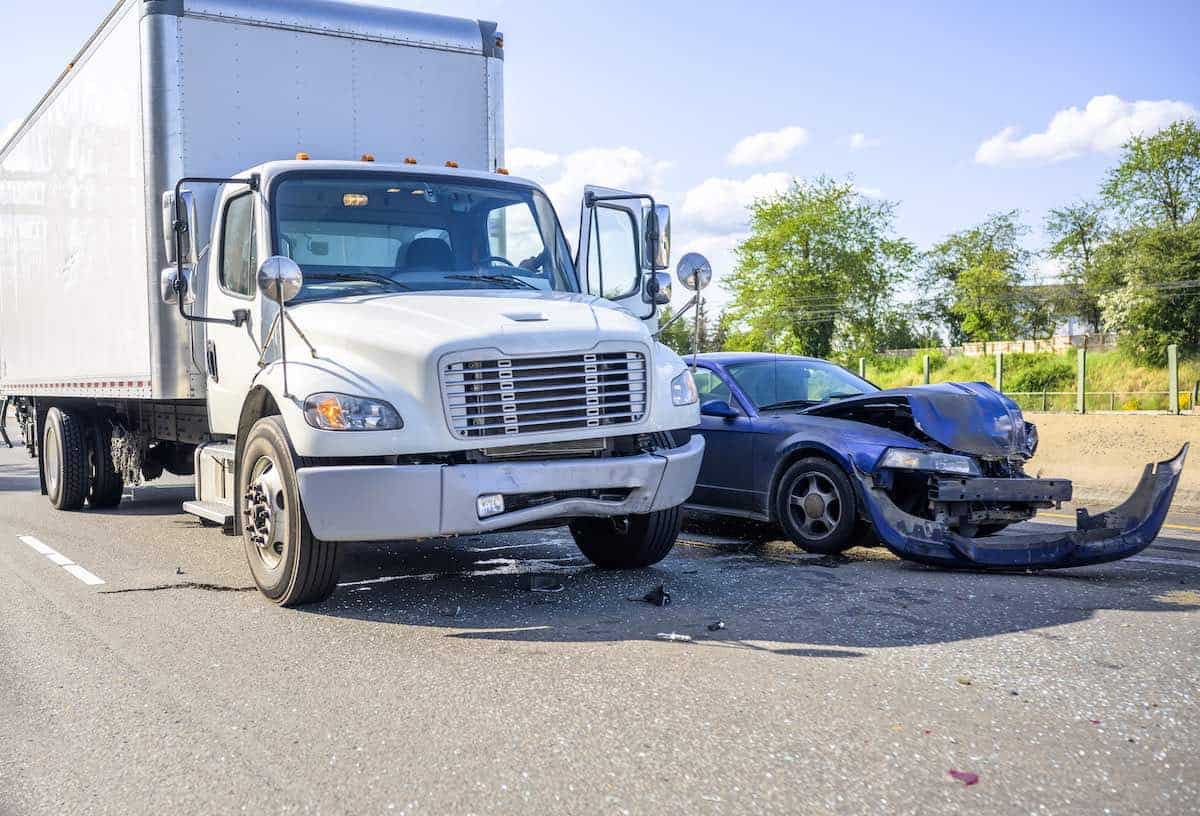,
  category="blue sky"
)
[3,0,1198,306]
